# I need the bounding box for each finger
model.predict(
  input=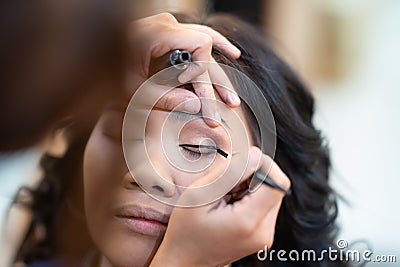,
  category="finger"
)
[221,146,263,201]
[191,70,220,127]
[208,58,240,107]
[174,31,214,84]
[257,203,282,248]
[177,146,260,208]
[252,154,291,195]
[133,26,214,81]
[239,146,262,180]
[177,36,214,84]
[181,23,241,58]
[155,88,201,114]
[136,14,241,59]
[231,182,283,230]
[225,199,282,254]
[214,176,284,254]
[130,81,199,112]
[230,152,290,219]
